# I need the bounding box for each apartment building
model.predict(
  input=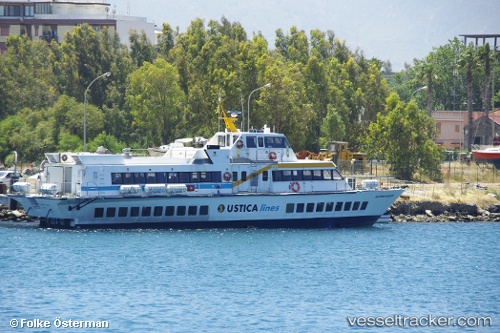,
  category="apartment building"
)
[0,0,155,53]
